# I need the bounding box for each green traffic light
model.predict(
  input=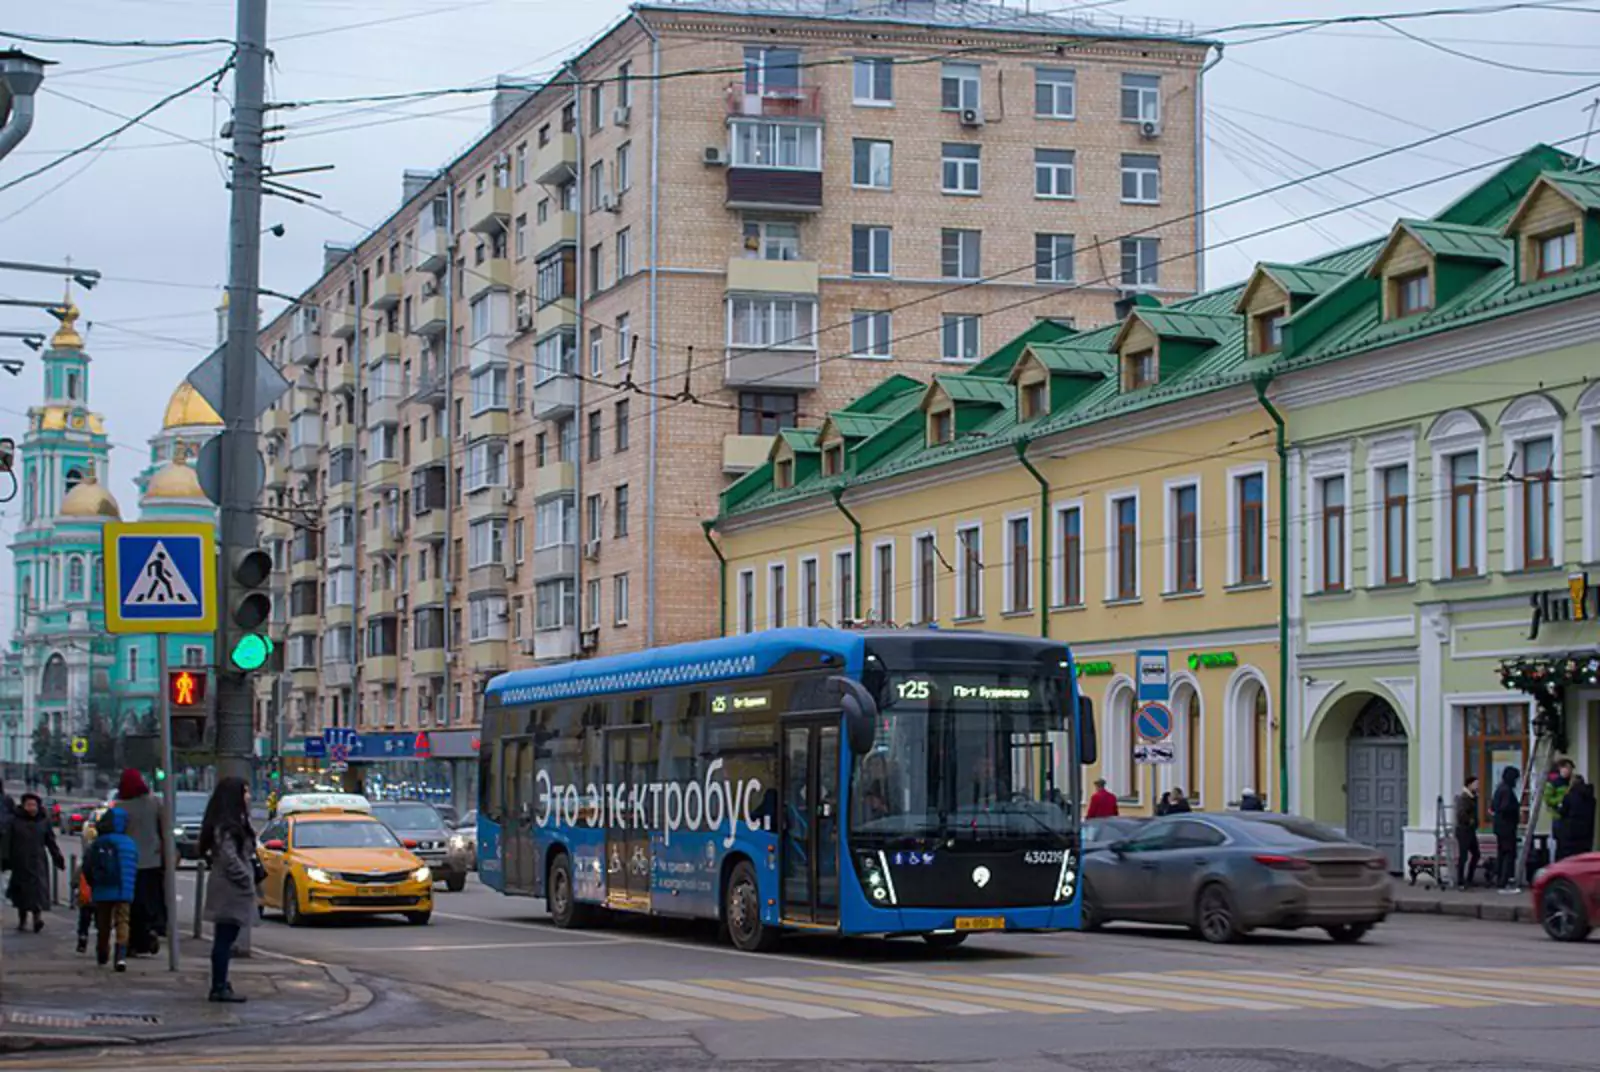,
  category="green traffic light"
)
[230,633,272,672]
[154,768,166,783]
